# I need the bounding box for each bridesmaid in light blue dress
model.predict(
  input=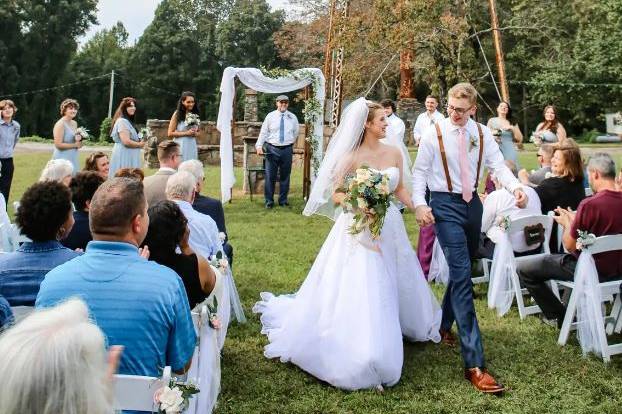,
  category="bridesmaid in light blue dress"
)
[108,97,144,178]
[487,101,523,168]
[168,91,199,161]
[534,105,568,144]
[52,98,82,174]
